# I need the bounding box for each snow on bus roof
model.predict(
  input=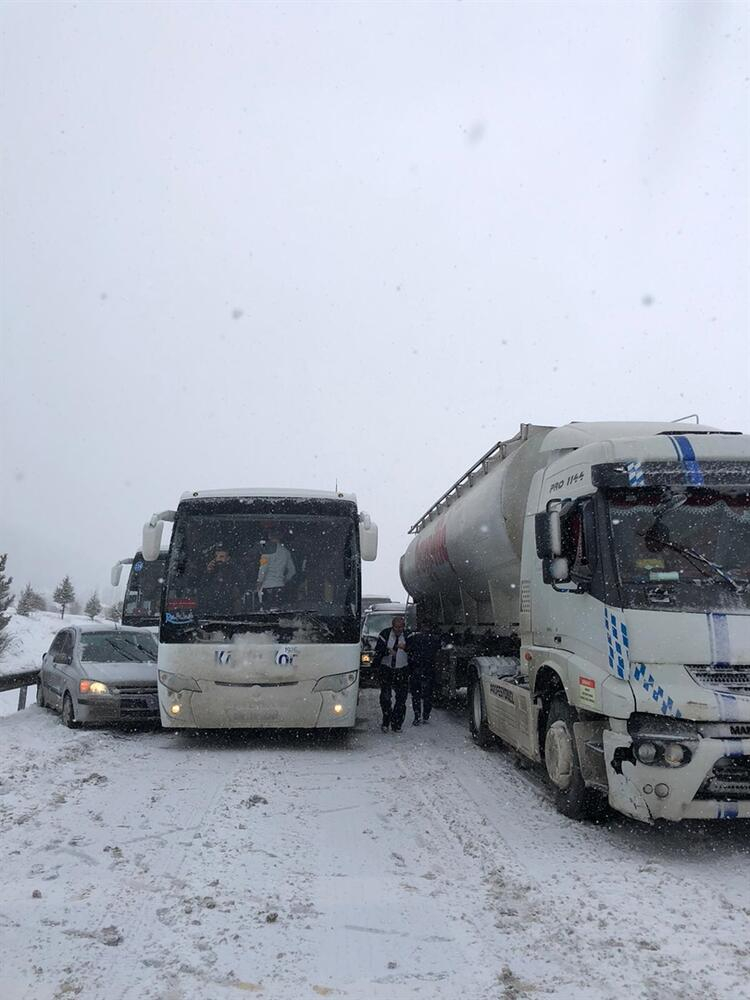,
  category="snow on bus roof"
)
[179,488,357,503]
